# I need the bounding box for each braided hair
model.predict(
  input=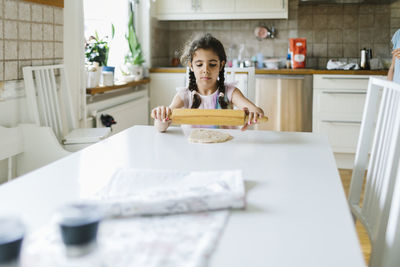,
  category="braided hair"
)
[181,33,229,109]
